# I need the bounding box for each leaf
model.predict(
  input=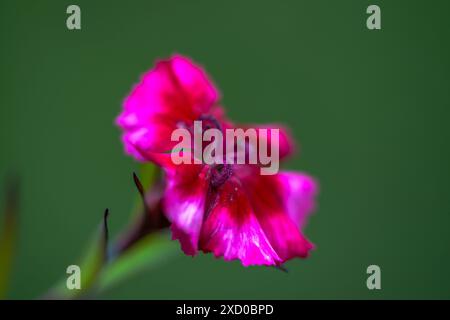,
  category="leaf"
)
[42,168,175,299]
[46,209,110,299]
[96,229,177,294]
[0,176,19,299]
